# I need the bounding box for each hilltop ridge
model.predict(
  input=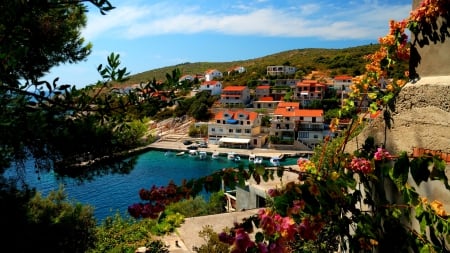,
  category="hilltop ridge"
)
[122,44,380,86]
